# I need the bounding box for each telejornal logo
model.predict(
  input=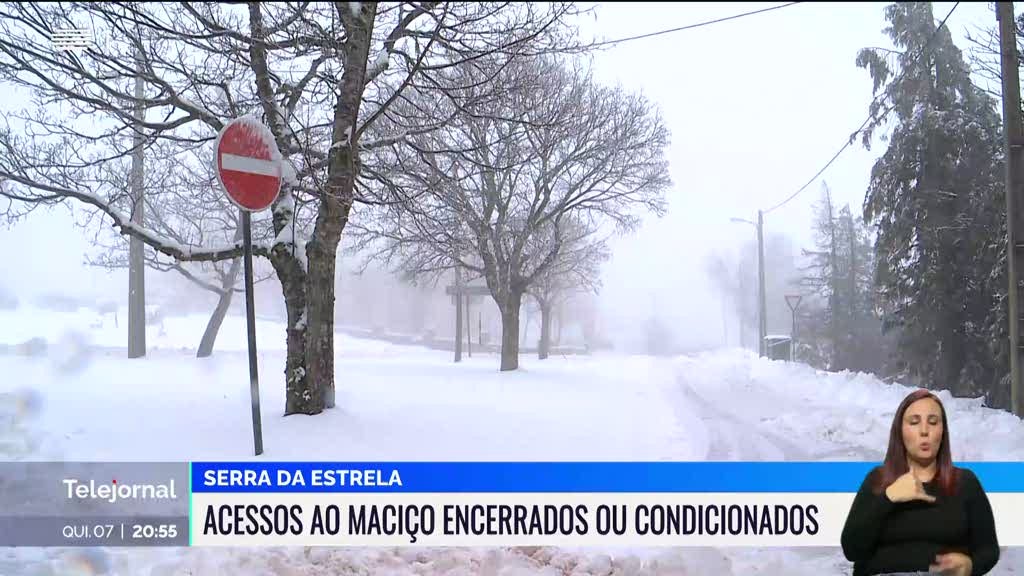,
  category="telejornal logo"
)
[50,28,93,51]
[63,478,178,505]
